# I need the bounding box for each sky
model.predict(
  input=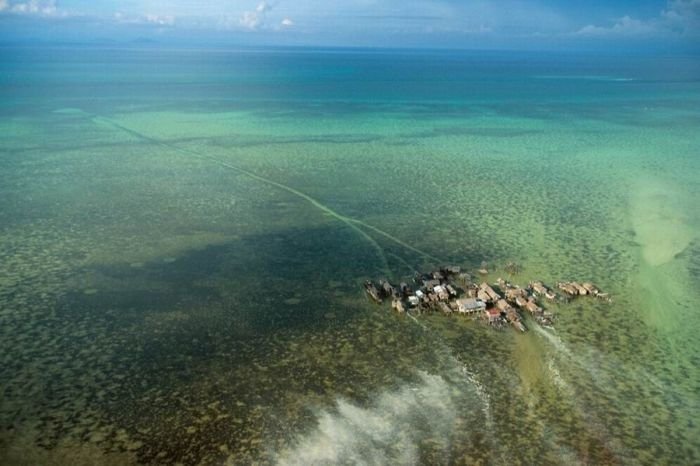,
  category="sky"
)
[0,0,699,50]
